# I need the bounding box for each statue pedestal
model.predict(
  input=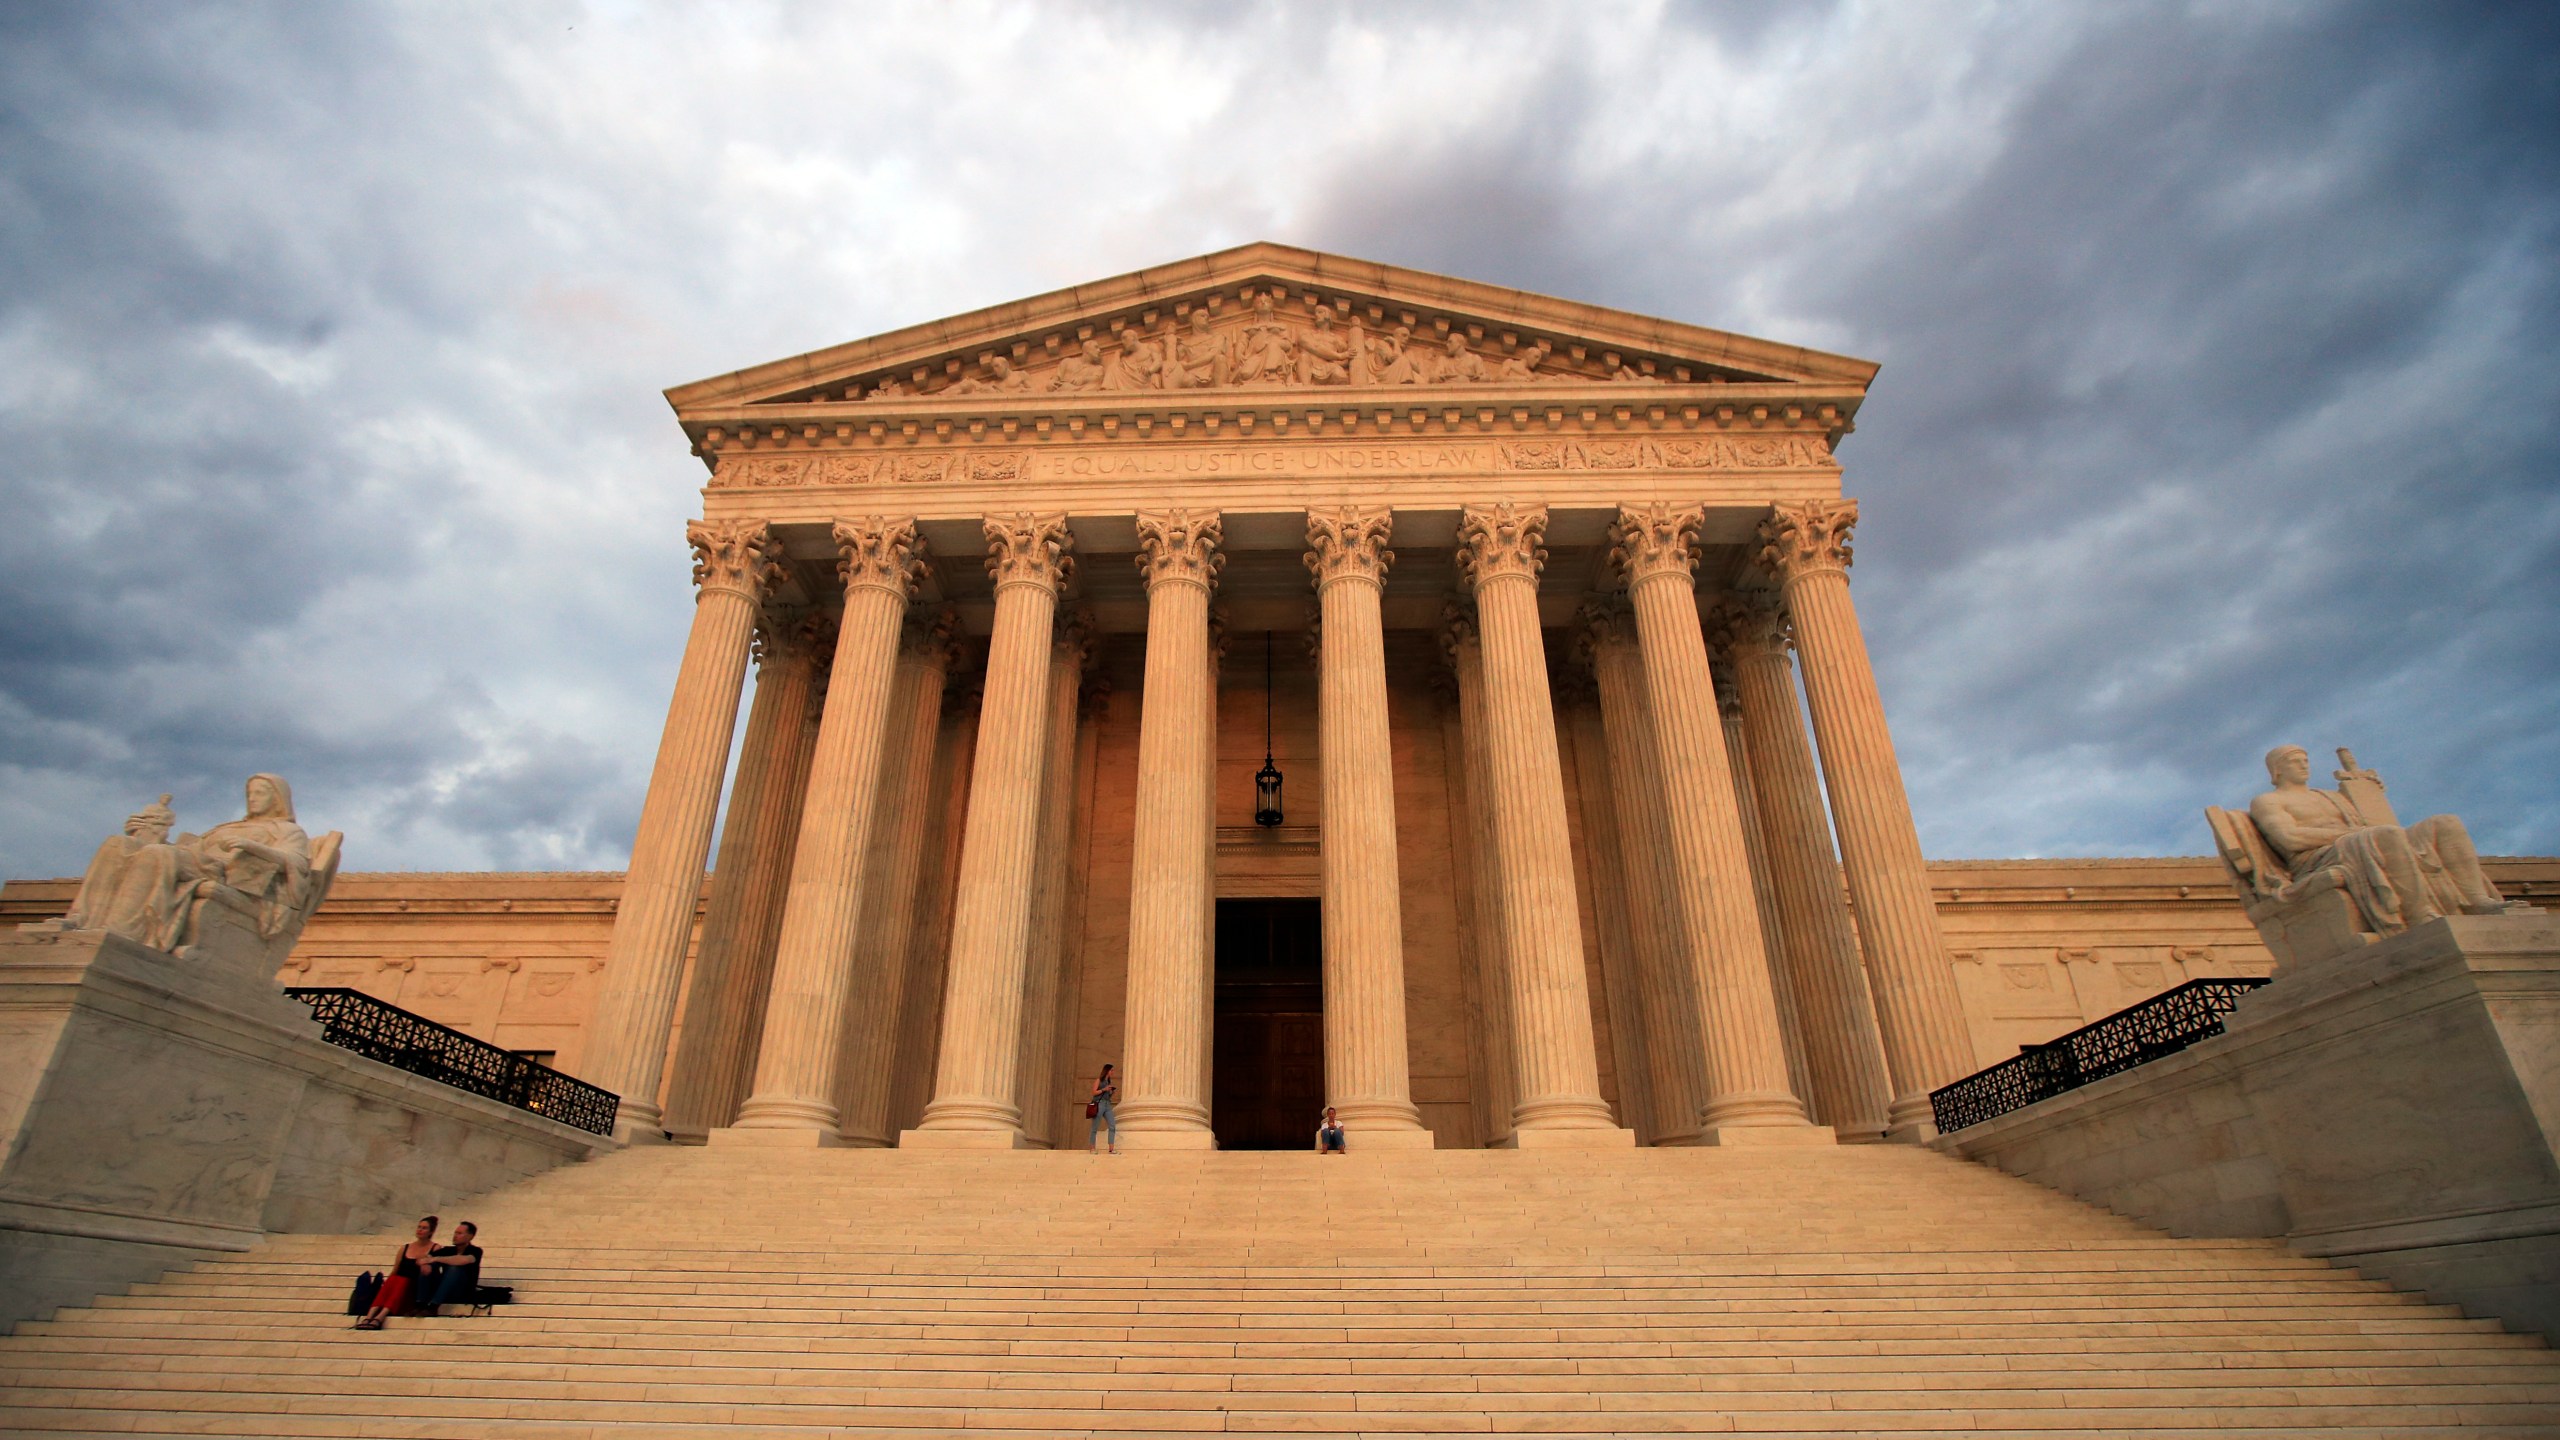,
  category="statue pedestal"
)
[1942,913,2560,1339]
[0,927,610,1327]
